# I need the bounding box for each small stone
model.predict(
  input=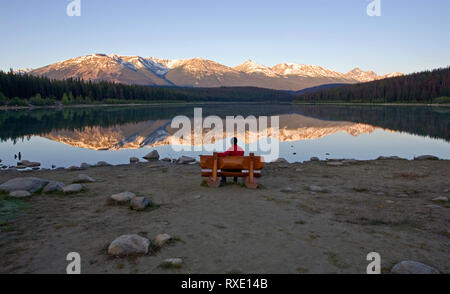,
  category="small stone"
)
[130,197,152,211]
[9,190,32,198]
[43,181,65,193]
[309,185,326,193]
[154,234,171,247]
[130,157,139,163]
[391,261,440,274]
[111,191,136,203]
[425,204,441,209]
[177,156,196,164]
[444,188,449,193]
[432,196,448,202]
[62,184,84,194]
[143,150,160,161]
[161,258,183,268]
[281,187,297,193]
[80,163,92,169]
[295,168,304,172]
[376,192,386,196]
[107,234,150,256]
[386,200,395,204]
[310,157,319,161]
[73,174,96,183]
[414,155,439,161]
